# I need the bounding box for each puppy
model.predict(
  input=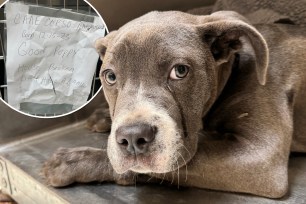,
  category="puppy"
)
[43,11,306,198]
